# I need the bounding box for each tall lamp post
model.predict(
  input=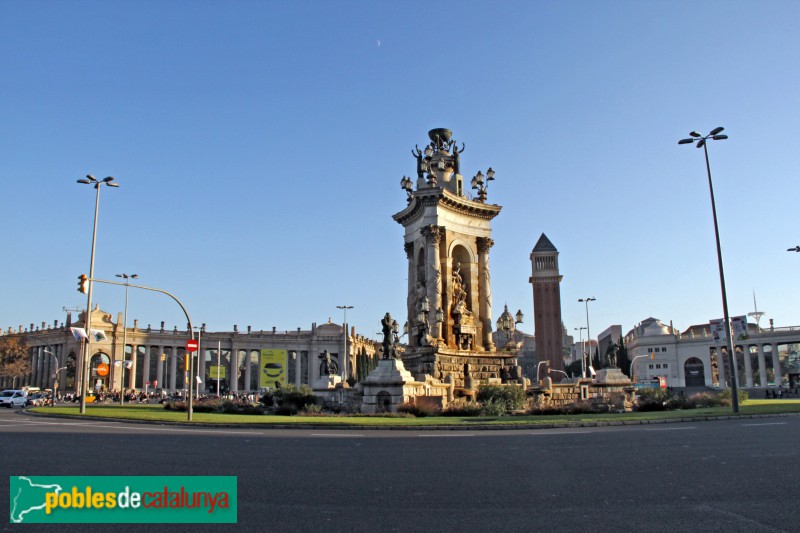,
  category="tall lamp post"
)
[115,273,137,405]
[76,175,119,414]
[336,305,353,381]
[578,298,596,374]
[679,127,739,414]
[574,326,587,377]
